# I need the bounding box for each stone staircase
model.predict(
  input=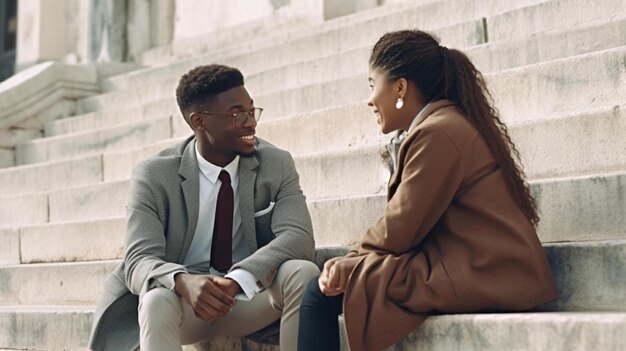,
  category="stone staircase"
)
[1,0,625,349]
